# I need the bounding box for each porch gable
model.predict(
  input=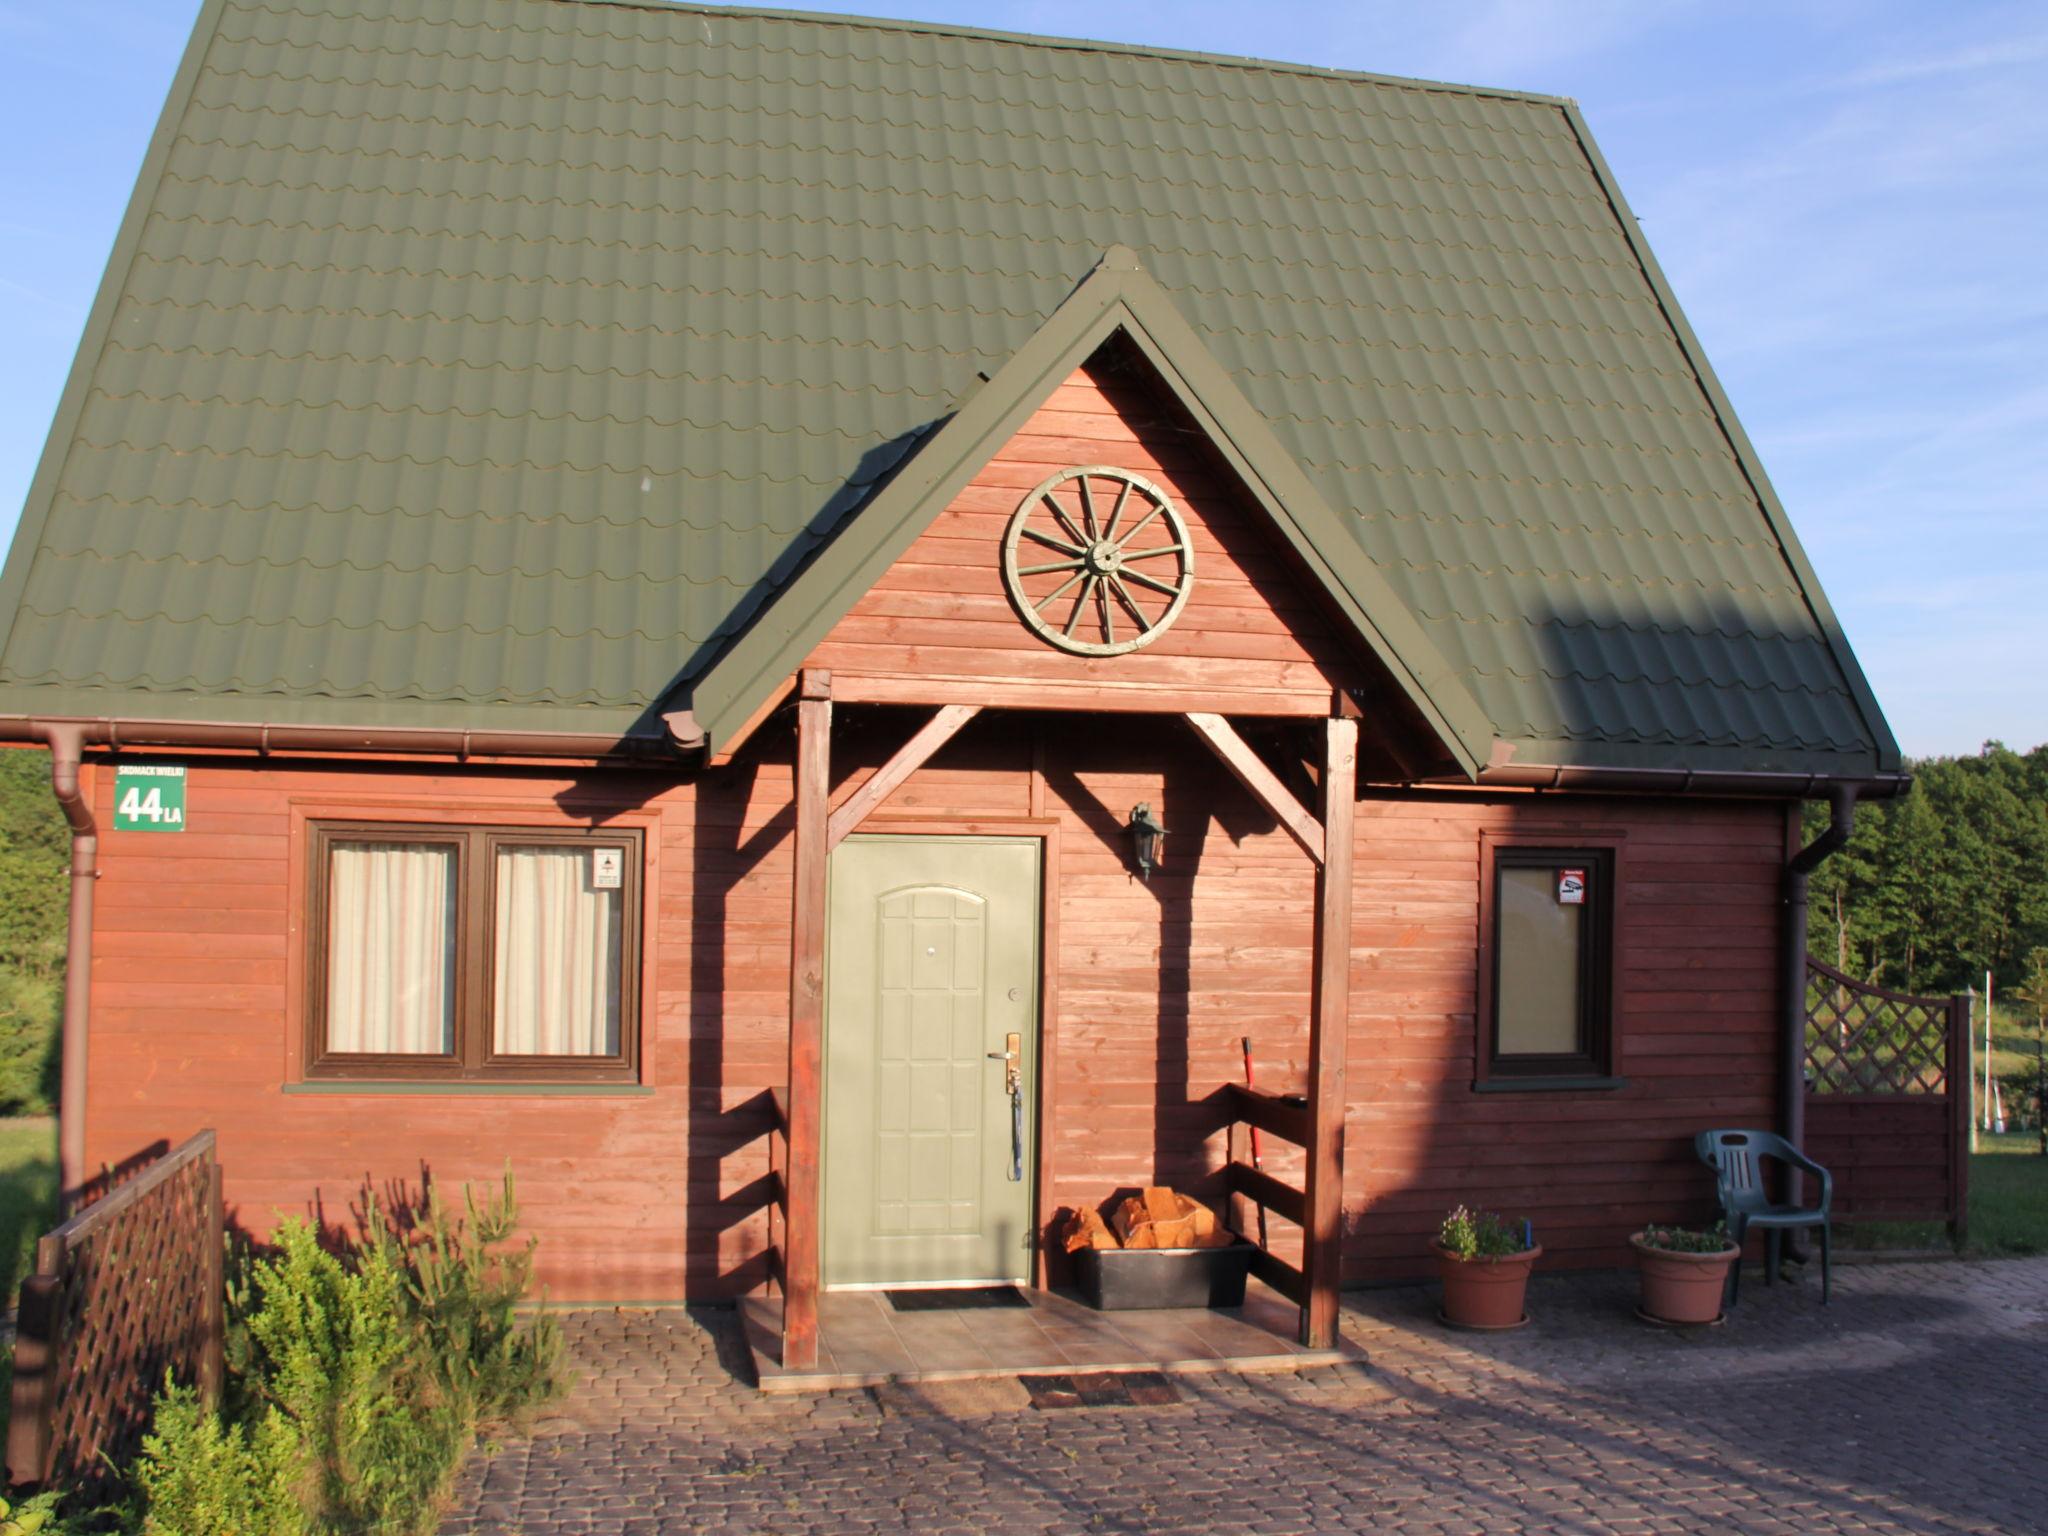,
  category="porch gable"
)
[670,247,1496,775]
[799,346,1381,723]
